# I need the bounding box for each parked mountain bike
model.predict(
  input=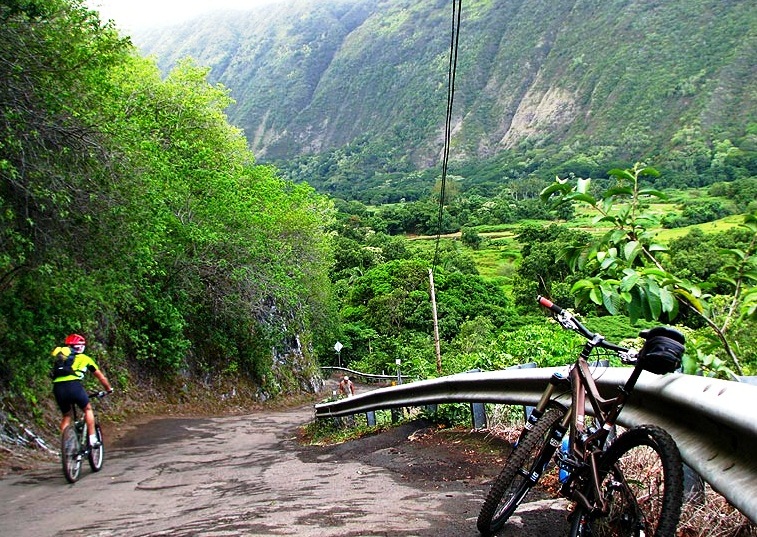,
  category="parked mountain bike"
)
[61,391,108,483]
[477,296,685,537]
